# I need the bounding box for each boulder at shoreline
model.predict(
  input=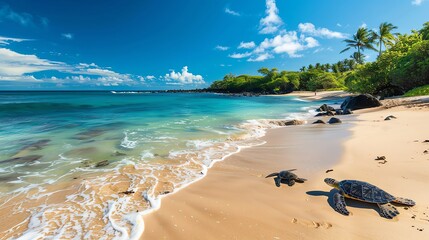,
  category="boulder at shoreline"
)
[340,94,381,111]
[328,117,342,124]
